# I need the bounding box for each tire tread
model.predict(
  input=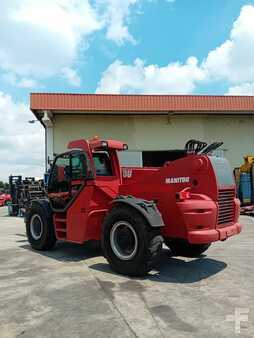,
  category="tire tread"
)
[102,204,163,276]
[26,204,56,251]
